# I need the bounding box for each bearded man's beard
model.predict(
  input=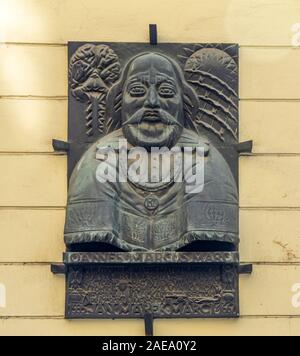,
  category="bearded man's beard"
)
[122,109,184,149]
[123,123,183,150]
